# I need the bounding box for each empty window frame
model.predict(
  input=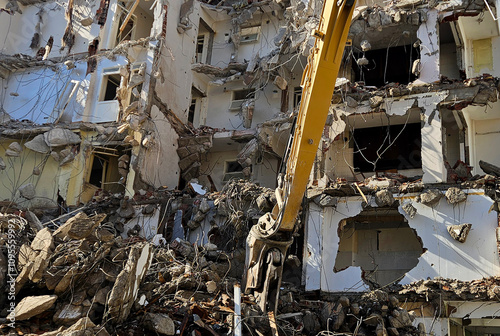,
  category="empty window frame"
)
[229,89,255,111]
[222,160,246,182]
[196,19,214,64]
[240,26,261,44]
[352,123,422,172]
[293,86,302,109]
[188,98,196,124]
[196,35,205,63]
[87,149,125,193]
[100,72,121,101]
[352,45,419,87]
